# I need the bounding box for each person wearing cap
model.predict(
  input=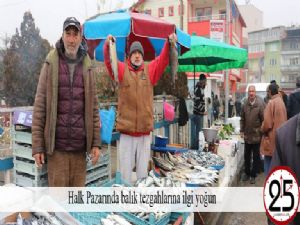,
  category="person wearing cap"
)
[287,76,300,119]
[191,73,207,150]
[32,17,101,187]
[103,33,177,183]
